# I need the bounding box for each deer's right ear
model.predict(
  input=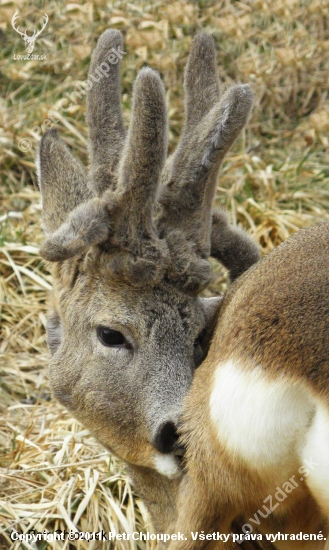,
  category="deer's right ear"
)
[37,129,93,234]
